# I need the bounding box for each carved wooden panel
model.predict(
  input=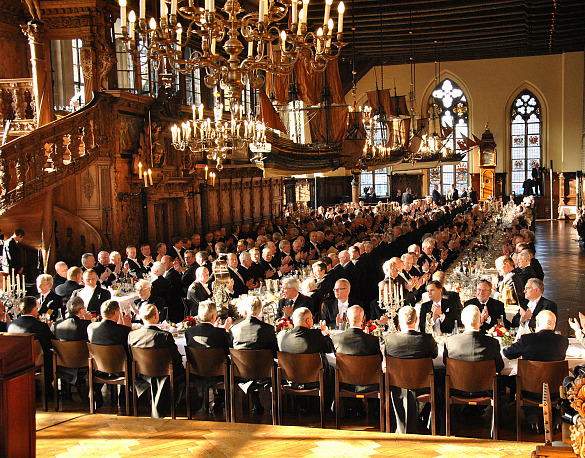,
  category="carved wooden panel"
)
[242,178,252,222]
